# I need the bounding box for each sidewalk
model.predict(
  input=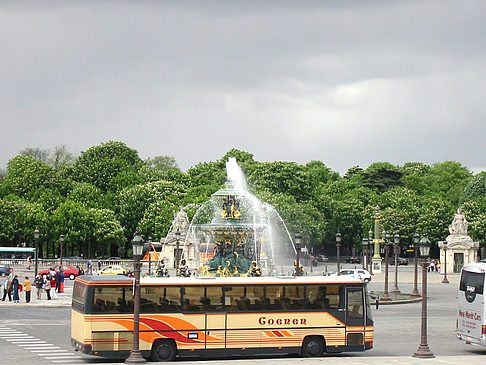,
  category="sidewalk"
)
[0,284,73,307]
